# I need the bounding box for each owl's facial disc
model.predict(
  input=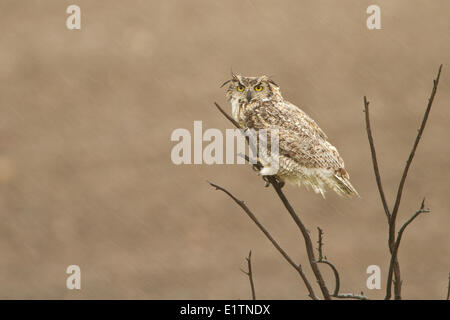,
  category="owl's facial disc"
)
[225,74,279,104]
